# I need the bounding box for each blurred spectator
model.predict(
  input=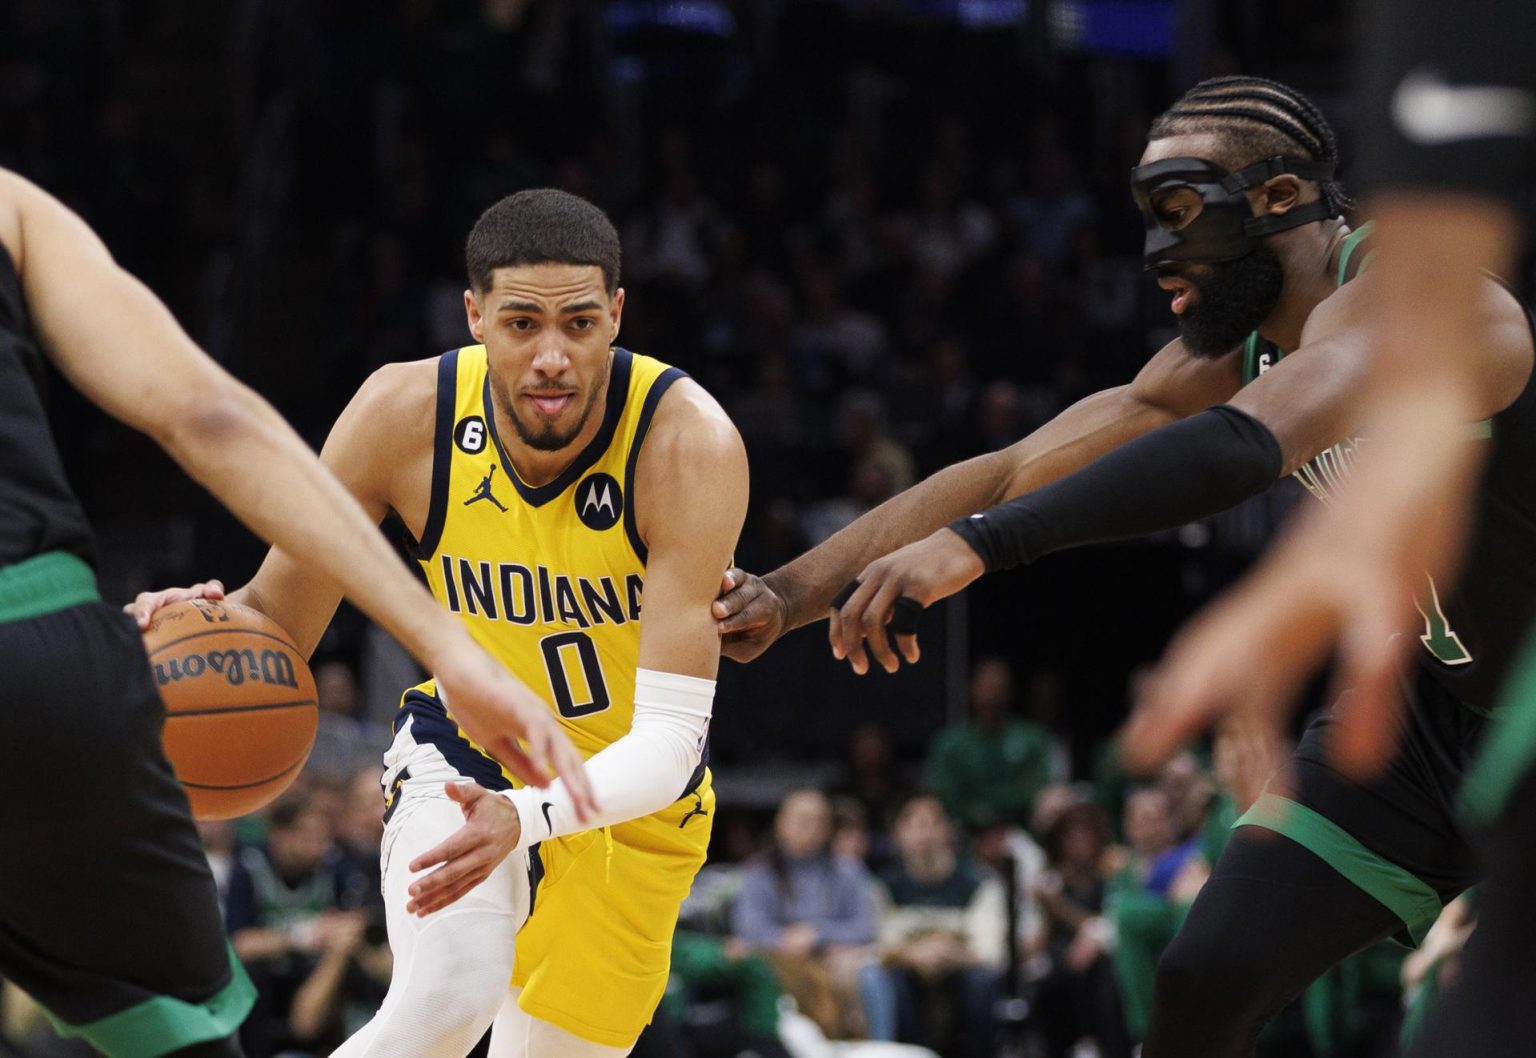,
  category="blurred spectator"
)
[732,788,879,1040]
[835,723,913,838]
[927,658,1056,831]
[863,794,1005,1058]
[306,659,393,786]
[1107,786,1209,1042]
[1030,802,1132,1058]
[197,818,238,905]
[225,789,368,1056]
